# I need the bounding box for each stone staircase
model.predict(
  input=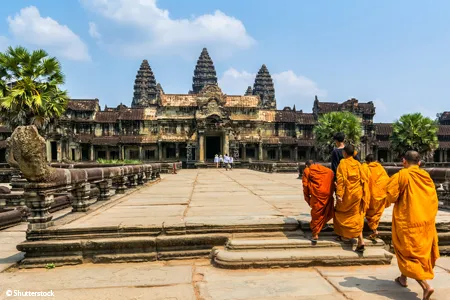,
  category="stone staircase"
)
[211,231,393,269]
